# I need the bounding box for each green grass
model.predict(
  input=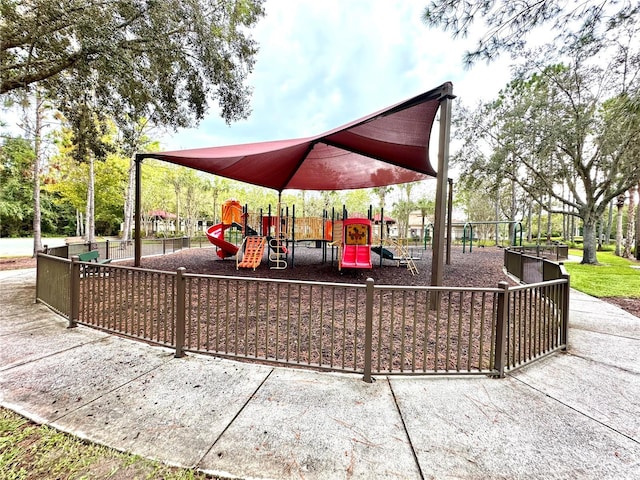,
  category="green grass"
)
[0,407,220,480]
[564,250,640,298]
